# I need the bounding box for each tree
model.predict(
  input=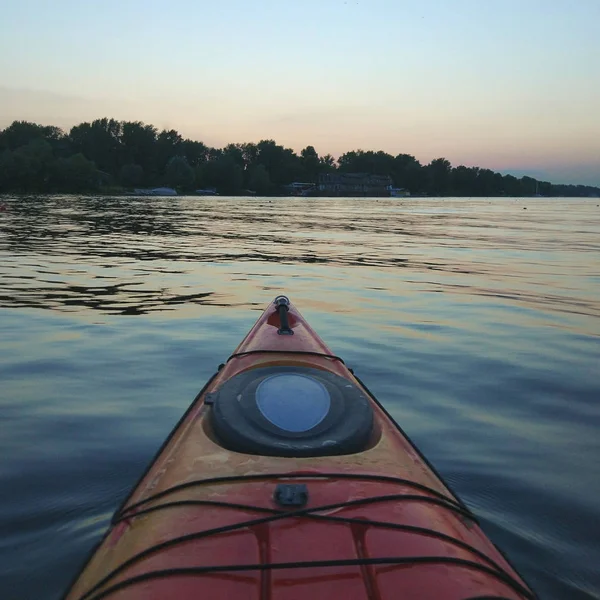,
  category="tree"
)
[0,150,16,192]
[223,143,247,169]
[520,176,538,196]
[239,142,260,169]
[451,166,478,196]
[300,145,321,182]
[427,158,452,195]
[320,154,336,172]
[50,153,100,192]
[165,156,194,189]
[1,117,599,197]
[198,155,244,195]
[338,150,395,176]
[391,154,423,191]
[120,121,157,175]
[0,121,65,150]
[69,118,122,174]
[156,129,184,175]
[502,174,520,197]
[0,139,55,192]
[183,139,209,168]
[255,140,302,185]
[119,163,144,188]
[247,164,272,195]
